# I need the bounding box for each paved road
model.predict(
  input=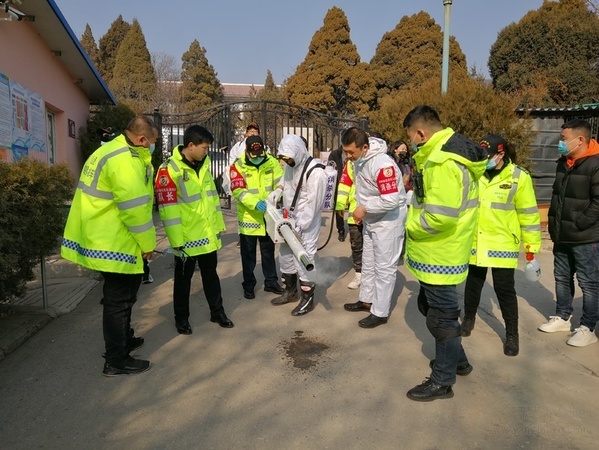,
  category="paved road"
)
[1,212,598,449]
